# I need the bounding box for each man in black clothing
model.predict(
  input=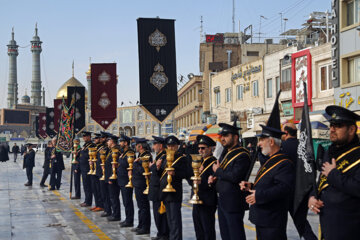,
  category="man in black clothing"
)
[40,141,52,187]
[12,143,19,162]
[71,138,81,199]
[308,105,360,240]
[49,138,65,190]
[117,134,135,226]
[281,123,317,240]
[23,143,36,186]
[192,135,217,240]
[209,121,251,240]
[90,133,105,212]
[79,131,95,207]
[131,138,152,235]
[159,136,188,240]
[106,134,121,221]
[149,136,169,240]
